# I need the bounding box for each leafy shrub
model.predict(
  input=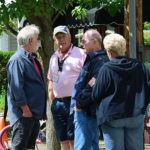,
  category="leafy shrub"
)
[144,31,150,45]
[144,22,150,30]
[144,62,150,68]
[0,86,6,111]
[0,51,16,94]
